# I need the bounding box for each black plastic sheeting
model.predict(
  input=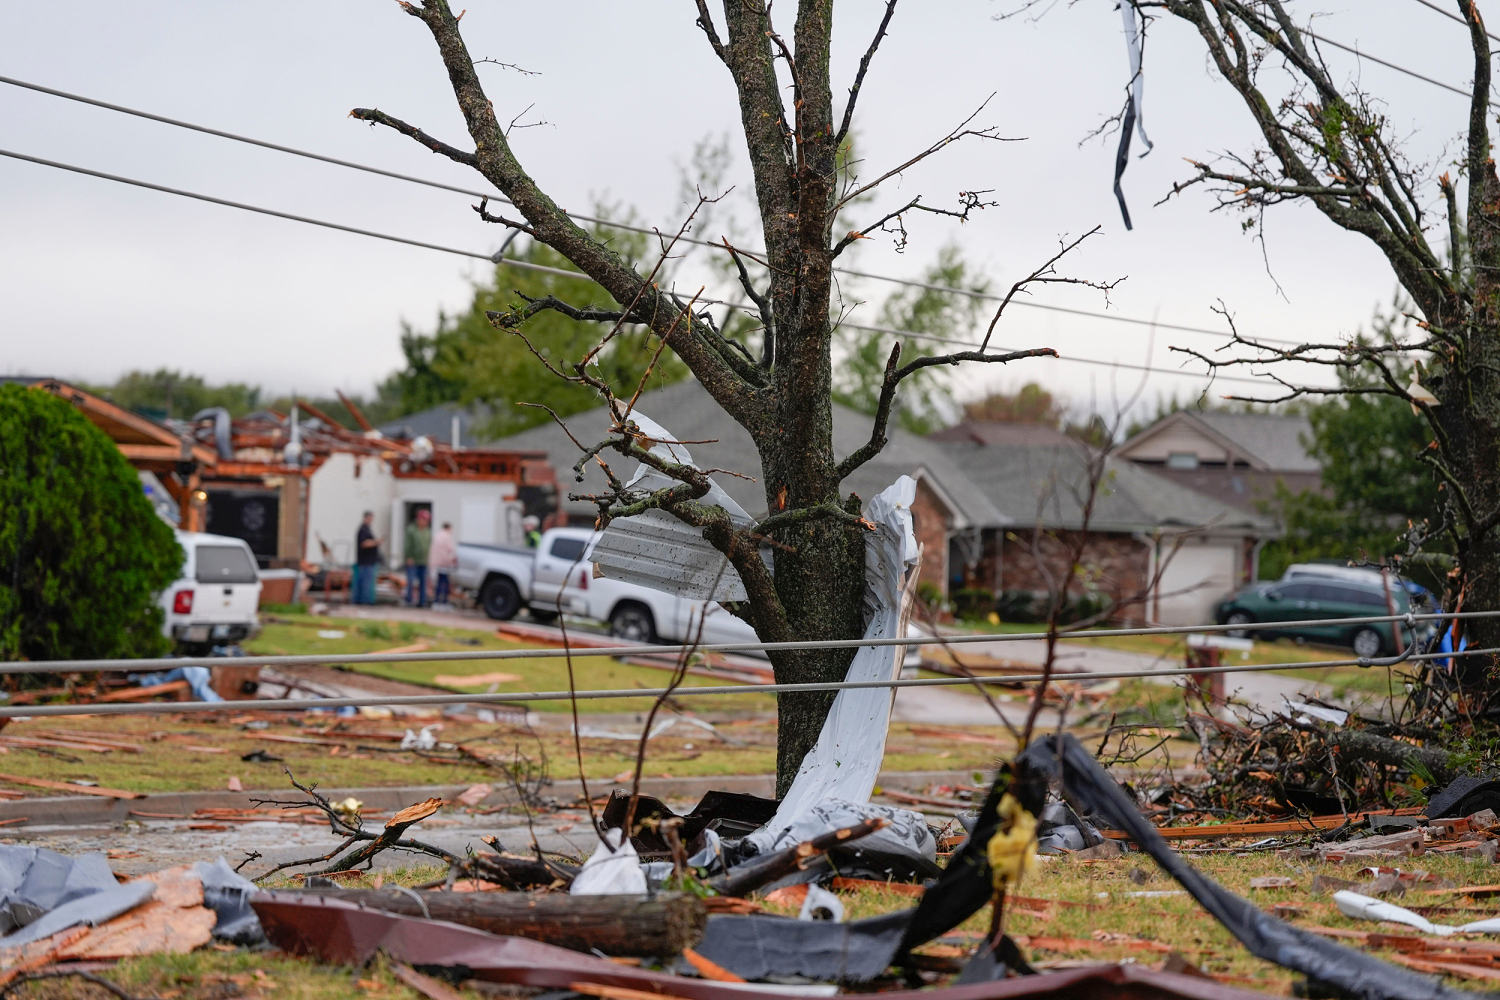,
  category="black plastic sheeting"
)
[1016,734,1491,1000]
[601,789,780,854]
[689,761,1046,982]
[1425,774,1500,820]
